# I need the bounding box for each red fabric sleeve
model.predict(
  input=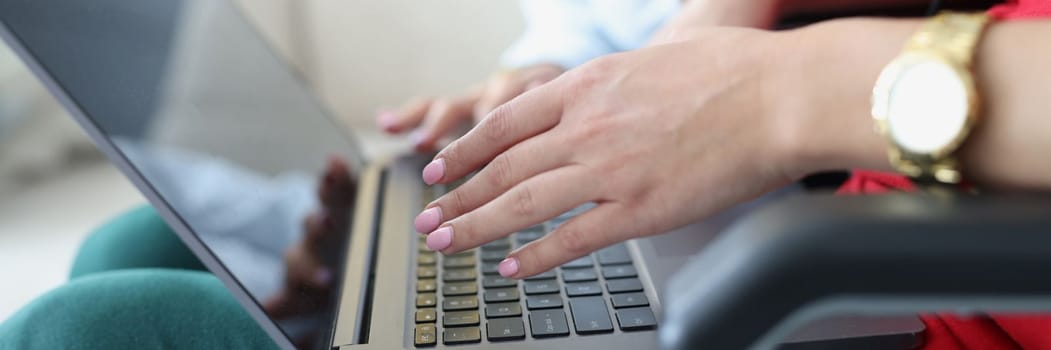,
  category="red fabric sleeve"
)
[840,170,1051,349]
[989,0,1051,19]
